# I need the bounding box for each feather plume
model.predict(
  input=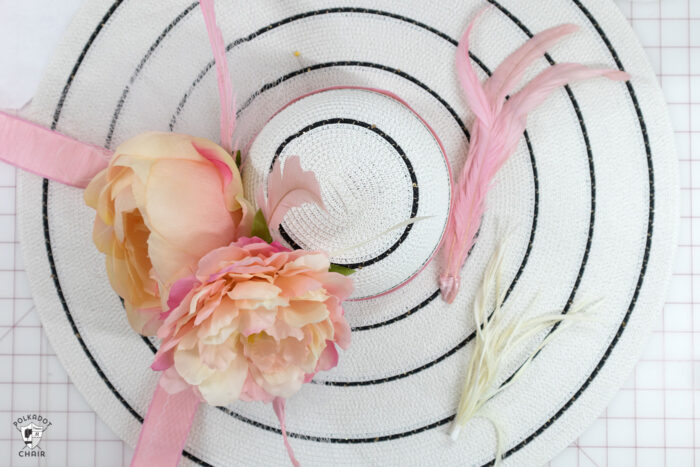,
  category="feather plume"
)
[256,156,325,231]
[200,0,236,153]
[439,14,629,303]
[450,237,599,464]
